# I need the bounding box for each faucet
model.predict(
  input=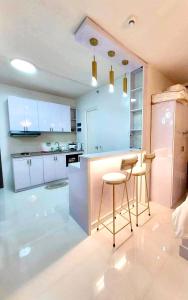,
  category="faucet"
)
[55,141,61,151]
